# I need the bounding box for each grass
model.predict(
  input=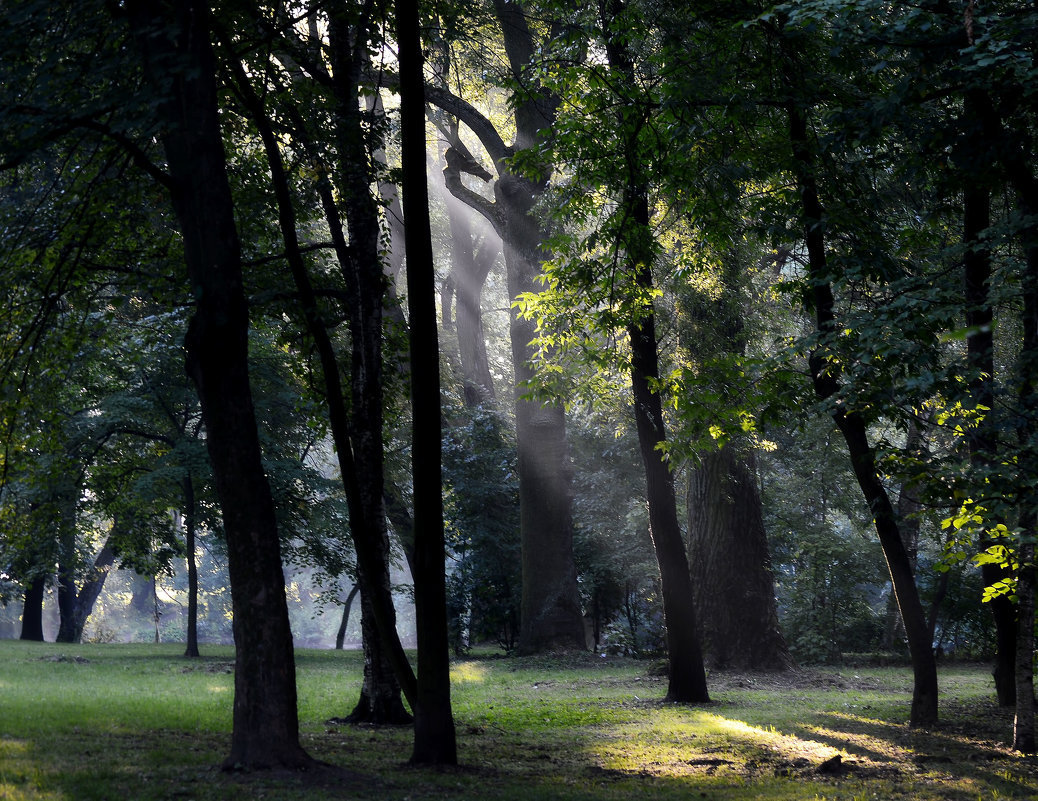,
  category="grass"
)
[1,641,1037,800]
